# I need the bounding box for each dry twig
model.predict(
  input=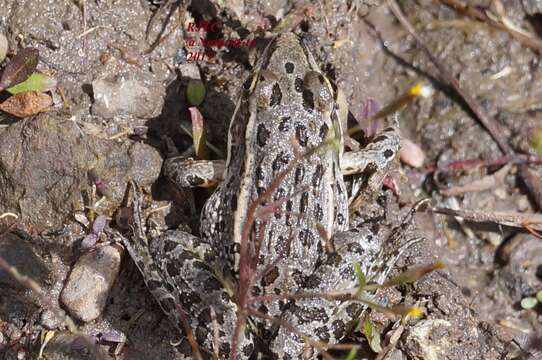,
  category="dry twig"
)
[431,207,542,233]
